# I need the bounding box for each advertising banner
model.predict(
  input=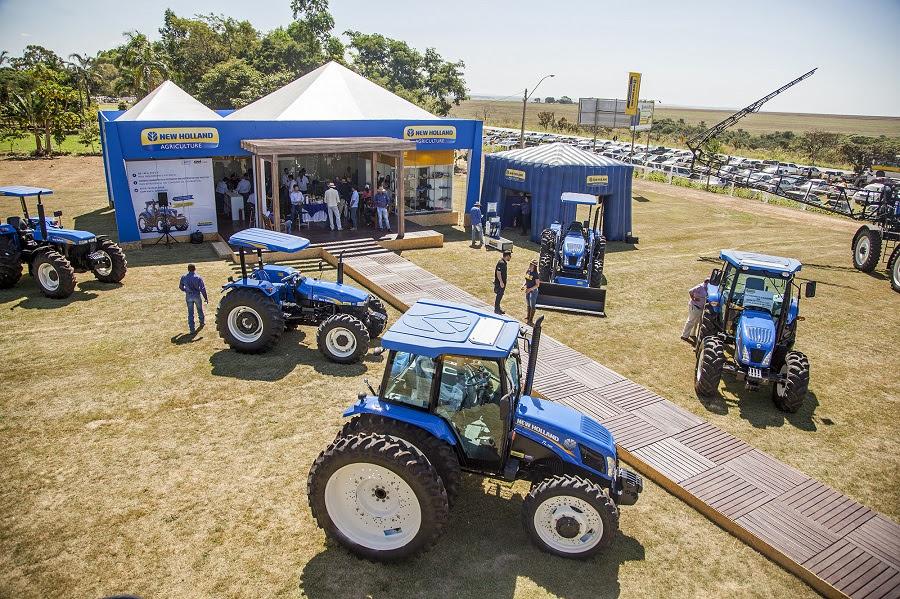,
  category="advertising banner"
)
[586,175,609,186]
[577,98,639,128]
[126,158,217,239]
[625,72,642,115]
[505,168,526,182]
[631,101,655,132]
